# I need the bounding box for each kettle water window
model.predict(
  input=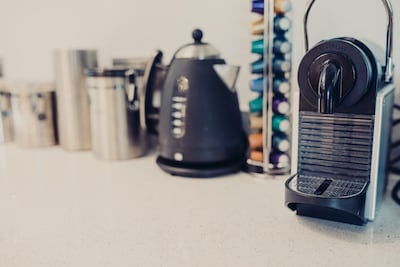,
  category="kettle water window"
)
[170,76,189,139]
[247,0,293,175]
